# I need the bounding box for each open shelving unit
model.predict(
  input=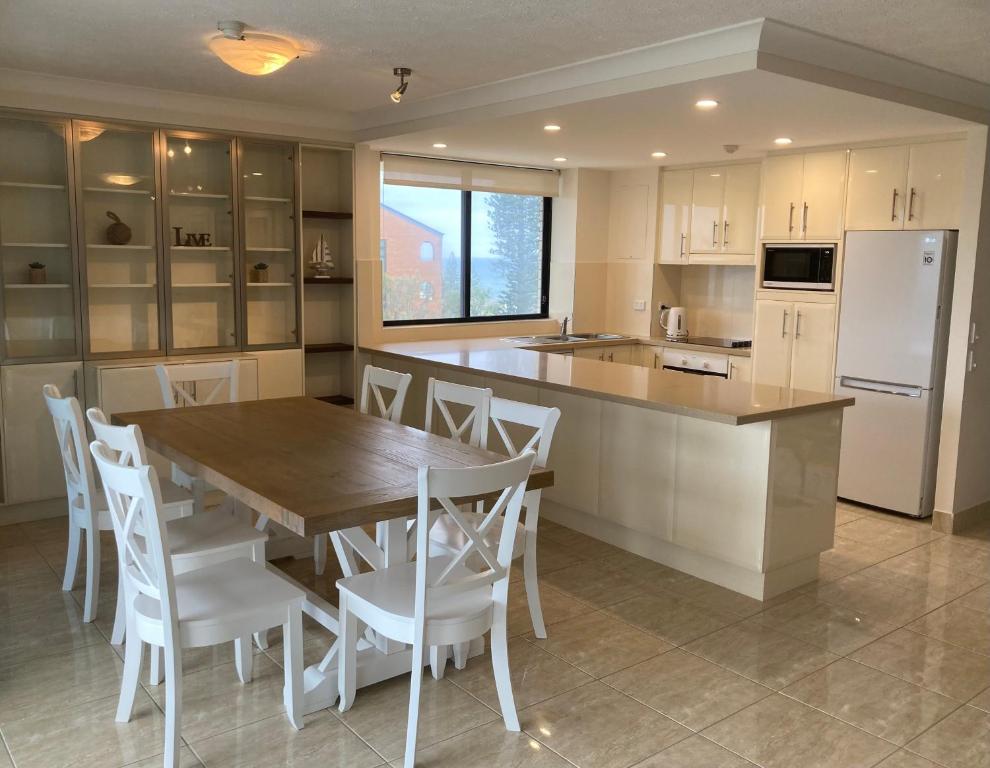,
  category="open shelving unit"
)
[300,145,354,404]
